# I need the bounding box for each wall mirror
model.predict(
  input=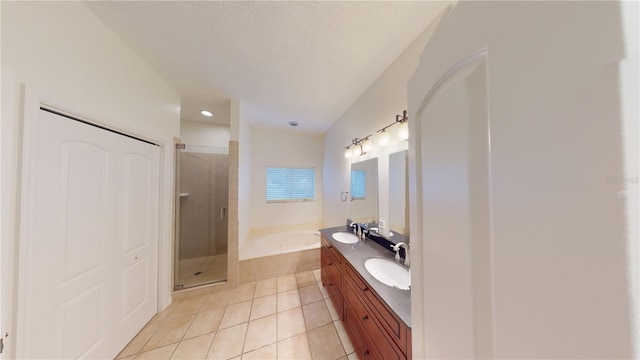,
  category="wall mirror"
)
[350,158,378,223]
[389,150,409,235]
